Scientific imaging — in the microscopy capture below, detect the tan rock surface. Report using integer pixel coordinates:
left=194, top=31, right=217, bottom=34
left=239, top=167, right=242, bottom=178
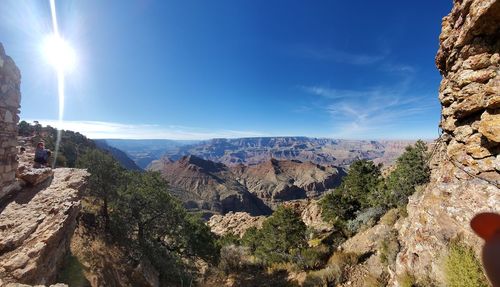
left=208, top=212, right=265, bottom=237
left=393, top=0, right=500, bottom=284
left=0, top=168, right=89, bottom=285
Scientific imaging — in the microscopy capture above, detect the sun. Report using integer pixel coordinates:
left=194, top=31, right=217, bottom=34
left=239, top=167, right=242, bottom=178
left=42, top=34, right=76, bottom=72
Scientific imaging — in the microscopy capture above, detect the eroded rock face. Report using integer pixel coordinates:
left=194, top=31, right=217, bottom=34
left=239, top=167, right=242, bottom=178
left=394, top=0, right=500, bottom=284
left=0, top=43, right=21, bottom=200
left=0, top=168, right=89, bottom=285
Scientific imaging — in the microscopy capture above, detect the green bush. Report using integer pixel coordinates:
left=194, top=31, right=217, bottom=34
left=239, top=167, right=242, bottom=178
left=383, top=140, right=430, bottom=207
left=243, top=206, right=307, bottom=265
left=320, top=160, right=383, bottom=235
left=444, top=239, right=488, bottom=287
left=296, top=244, right=331, bottom=270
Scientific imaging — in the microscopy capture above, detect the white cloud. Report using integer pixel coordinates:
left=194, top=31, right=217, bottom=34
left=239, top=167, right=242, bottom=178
left=23, top=119, right=268, bottom=140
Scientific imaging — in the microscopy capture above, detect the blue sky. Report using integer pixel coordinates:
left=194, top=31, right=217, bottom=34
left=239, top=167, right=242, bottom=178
left=0, top=0, right=452, bottom=139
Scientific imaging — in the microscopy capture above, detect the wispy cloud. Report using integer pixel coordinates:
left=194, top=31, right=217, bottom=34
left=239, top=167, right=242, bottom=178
left=24, top=119, right=268, bottom=140
left=301, top=47, right=387, bottom=65
left=301, top=80, right=436, bottom=139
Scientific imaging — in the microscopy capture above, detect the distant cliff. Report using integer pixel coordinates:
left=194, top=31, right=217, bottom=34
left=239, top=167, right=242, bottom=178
left=159, top=137, right=418, bottom=168
left=149, top=155, right=345, bottom=215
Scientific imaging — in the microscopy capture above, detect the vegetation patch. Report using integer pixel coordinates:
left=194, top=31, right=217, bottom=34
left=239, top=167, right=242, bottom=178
left=444, top=238, right=488, bottom=287
left=379, top=229, right=400, bottom=266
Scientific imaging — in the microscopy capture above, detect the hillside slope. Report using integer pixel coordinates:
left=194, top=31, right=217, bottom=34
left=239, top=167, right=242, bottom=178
left=94, top=140, right=142, bottom=170
left=150, top=156, right=345, bottom=214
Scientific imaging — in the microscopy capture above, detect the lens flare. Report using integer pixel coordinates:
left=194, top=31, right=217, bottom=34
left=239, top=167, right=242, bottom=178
left=46, top=0, right=76, bottom=168
left=42, top=34, right=76, bottom=72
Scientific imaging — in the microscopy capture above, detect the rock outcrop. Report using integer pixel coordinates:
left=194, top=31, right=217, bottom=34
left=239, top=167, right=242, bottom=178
left=208, top=212, right=266, bottom=237
left=0, top=43, right=21, bottom=201
left=208, top=200, right=331, bottom=237
left=394, top=0, right=500, bottom=284
left=0, top=168, right=89, bottom=285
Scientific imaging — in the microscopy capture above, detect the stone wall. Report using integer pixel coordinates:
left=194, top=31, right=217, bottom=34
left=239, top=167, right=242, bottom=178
left=0, top=43, right=21, bottom=196
left=393, top=0, right=499, bottom=284
left=437, top=0, right=500, bottom=182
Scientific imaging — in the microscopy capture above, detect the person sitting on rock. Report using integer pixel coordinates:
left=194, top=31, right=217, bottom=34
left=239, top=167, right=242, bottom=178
left=34, top=141, right=50, bottom=168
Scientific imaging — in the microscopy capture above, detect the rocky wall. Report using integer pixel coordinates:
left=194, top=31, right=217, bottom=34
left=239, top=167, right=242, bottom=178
left=393, top=0, right=499, bottom=284
left=0, top=43, right=21, bottom=195
left=437, top=0, right=500, bottom=181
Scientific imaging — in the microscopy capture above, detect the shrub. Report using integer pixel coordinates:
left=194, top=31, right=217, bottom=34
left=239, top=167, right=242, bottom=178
left=303, top=266, right=340, bottom=287
left=219, top=244, right=249, bottom=274
left=345, top=206, right=386, bottom=235
left=251, top=206, right=307, bottom=264
left=217, top=233, right=241, bottom=247
left=379, top=229, right=400, bottom=266
left=384, top=140, right=430, bottom=207
left=399, top=272, right=417, bottom=287
left=241, top=226, right=260, bottom=254
left=380, top=208, right=399, bottom=226
left=327, top=250, right=359, bottom=268
left=444, top=239, right=488, bottom=287
left=296, top=244, right=331, bottom=270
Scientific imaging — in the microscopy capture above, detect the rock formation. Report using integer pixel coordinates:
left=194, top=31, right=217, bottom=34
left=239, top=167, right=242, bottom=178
left=232, top=159, right=345, bottom=208
left=208, top=200, right=331, bottom=237
left=208, top=212, right=266, bottom=237
left=0, top=43, right=21, bottom=201
left=151, top=155, right=344, bottom=215
left=0, top=168, right=88, bottom=285
left=394, top=0, right=499, bottom=284
left=151, top=155, right=272, bottom=216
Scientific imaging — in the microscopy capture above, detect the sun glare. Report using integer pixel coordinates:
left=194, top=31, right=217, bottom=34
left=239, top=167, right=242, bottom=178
left=42, top=34, right=76, bottom=72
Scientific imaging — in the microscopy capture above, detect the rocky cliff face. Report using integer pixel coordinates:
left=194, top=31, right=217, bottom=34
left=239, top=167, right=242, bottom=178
left=394, top=0, right=499, bottom=284
left=0, top=43, right=21, bottom=201
left=208, top=212, right=266, bottom=237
